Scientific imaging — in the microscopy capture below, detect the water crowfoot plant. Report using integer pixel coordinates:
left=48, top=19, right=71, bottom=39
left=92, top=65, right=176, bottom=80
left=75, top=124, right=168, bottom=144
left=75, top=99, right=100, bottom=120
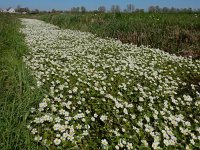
left=21, top=19, right=200, bottom=149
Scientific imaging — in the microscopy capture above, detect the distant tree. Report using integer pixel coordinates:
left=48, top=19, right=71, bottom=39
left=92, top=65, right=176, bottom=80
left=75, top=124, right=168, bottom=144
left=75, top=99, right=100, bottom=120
left=16, top=6, right=30, bottom=13
left=176, top=8, right=180, bottom=12
left=52, top=9, right=56, bottom=13
left=111, top=5, right=115, bottom=12
left=135, top=8, right=144, bottom=13
left=80, top=6, right=86, bottom=13
left=127, top=4, right=135, bottom=12
left=43, top=10, right=48, bottom=13
left=162, top=7, right=169, bottom=13
left=71, top=7, right=80, bottom=12
left=148, top=5, right=161, bottom=12
left=98, top=6, right=106, bottom=12
left=123, top=9, right=128, bottom=12
left=70, top=7, right=75, bottom=12
left=76, top=7, right=80, bottom=12
left=148, top=6, right=156, bottom=12
left=111, top=5, right=120, bottom=13
left=116, top=5, right=120, bottom=12
left=140, top=9, right=145, bottom=13
left=170, top=7, right=177, bottom=13
left=15, top=5, right=21, bottom=12
left=93, top=10, right=99, bottom=13
left=35, top=9, right=39, bottom=13
left=155, top=5, right=161, bottom=12
left=188, top=8, right=193, bottom=13
left=64, top=10, right=70, bottom=13
left=135, top=8, right=139, bottom=13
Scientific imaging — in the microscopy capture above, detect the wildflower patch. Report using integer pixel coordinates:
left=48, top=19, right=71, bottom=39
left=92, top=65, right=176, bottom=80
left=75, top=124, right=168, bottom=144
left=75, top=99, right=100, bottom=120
left=21, top=19, right=200, bottom=149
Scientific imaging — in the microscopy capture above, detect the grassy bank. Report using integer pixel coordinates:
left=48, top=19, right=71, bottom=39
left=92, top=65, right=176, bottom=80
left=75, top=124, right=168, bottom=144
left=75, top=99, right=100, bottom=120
left=40, top=13, right=200, bottom=56
left=0, top=14, right=45, bottom=150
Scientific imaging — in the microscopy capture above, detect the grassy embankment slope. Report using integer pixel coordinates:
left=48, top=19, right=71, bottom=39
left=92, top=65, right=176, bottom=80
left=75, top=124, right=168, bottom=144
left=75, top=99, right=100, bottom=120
left=40, top=13, right=200, bottom=56
left=0, top=14, right=46, bottom=150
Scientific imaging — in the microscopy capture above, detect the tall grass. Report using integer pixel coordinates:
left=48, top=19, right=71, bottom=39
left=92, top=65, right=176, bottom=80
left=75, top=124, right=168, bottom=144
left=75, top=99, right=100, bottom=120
left=0, top=14, right=46, bottom=150
left=40, top=13, right=200, bottom=55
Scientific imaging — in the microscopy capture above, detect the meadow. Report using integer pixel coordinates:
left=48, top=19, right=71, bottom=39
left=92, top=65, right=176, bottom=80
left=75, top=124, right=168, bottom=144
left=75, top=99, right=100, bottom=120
left=40, top=13, right=200, bottom=56
left=0, top=13, right=200, bottom=150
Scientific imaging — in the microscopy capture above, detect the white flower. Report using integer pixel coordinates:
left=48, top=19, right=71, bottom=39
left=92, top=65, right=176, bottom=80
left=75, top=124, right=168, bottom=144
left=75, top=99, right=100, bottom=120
left=185, top=121, right=191, bottom=127
left=54, top=138, right=61, bottom=145
left=137, top=106, right=143, bottom=111
left=100, top=90, right=105, bottom=95
left=190, top=139, right=195, bottom=145
left=91, top=117, right=95, bottom=121
left=122, top=140, right=126, bottom=145
left=139, top=97, right=144, bottom=102
left=56, top=134, right=61, bottom=138
left=164, top=139, right=170, bottom=146
left=127, top=142, right=133, bottom=150
left=83, top=130, right=89, bottom=136
left=59, top=109, right=65, bottom=115
left=34, top=135, right=42, bottom=141
left=141, top=140, right=148, bottom=147
left=82, top=118, right=86, bottom=122
left=31, top=128, right=37, bottom=134
left=51, top=105, right=57, bottom=112
left=27, top=125, right=31, bottom=130
left=101, top=139, right=108, bottom=147
left=55, top=117, right=62, bottom=122
left=100, top=115, right=107, bottom=122
left=123, top=108, right=128, bottom=114
left=118, top=142, right=124, bottom=148
left=72, top=87, right=78, bottom=93
left=39, top=102, right=47, bottom=108
left=86, top=110, right=90, bottom=114
left=115, top=145, right=119, bottom=149
left=80, top=90, right=84, bottom=94
left=53, top=123, right=61, bottom=131
left=186, top=145, right=191, bottom=150
left=68, top=135, right=74, bottom=141
left=62, top=132, right=68, bottom=138
left=152, top=141, right=160, bottom=149
left=130, top=114, right=136, bottom=119
left=59, top=84, right=65, bottom=90
left=76, top=124, right=82, bottom=129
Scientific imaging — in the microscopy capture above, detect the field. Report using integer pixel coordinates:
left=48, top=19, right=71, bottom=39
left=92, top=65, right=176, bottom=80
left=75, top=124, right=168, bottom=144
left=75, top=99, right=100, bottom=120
left=40, top=13, right=200, bottom=56
left=0, top=13, right=200, bottom=150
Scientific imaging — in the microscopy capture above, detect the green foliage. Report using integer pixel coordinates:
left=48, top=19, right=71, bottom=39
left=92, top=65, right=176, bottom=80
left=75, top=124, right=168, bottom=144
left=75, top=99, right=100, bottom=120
left=0, top=14, right=46, bottom=150
left=40, top=13, right=200, bottom=54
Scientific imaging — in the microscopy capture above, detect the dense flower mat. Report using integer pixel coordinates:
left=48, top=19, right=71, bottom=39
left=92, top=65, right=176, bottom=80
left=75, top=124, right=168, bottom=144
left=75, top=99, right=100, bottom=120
left=21, top=19, right=200, bottom=149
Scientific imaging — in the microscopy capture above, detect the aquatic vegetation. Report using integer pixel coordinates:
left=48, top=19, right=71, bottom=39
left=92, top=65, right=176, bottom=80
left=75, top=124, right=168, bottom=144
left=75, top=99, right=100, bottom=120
left=21, top=19, right=200, bottom=149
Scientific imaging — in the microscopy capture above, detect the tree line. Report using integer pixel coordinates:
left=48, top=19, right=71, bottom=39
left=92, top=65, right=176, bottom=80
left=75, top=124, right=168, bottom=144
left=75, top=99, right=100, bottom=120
left=52, top=4, right=200, bottom=13
left=6, top=4, right=200, bottom=14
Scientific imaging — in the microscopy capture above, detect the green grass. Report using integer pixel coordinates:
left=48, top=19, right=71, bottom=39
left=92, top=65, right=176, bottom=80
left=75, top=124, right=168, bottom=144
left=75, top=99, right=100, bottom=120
left=0, top=14, right=46, bottom=150
left=39, top=12, right=200, bottom=55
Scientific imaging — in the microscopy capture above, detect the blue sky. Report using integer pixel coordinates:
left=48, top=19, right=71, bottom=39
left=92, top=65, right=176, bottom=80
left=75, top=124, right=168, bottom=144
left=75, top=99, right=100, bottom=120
left=0, top=0, right=199, bottom=11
